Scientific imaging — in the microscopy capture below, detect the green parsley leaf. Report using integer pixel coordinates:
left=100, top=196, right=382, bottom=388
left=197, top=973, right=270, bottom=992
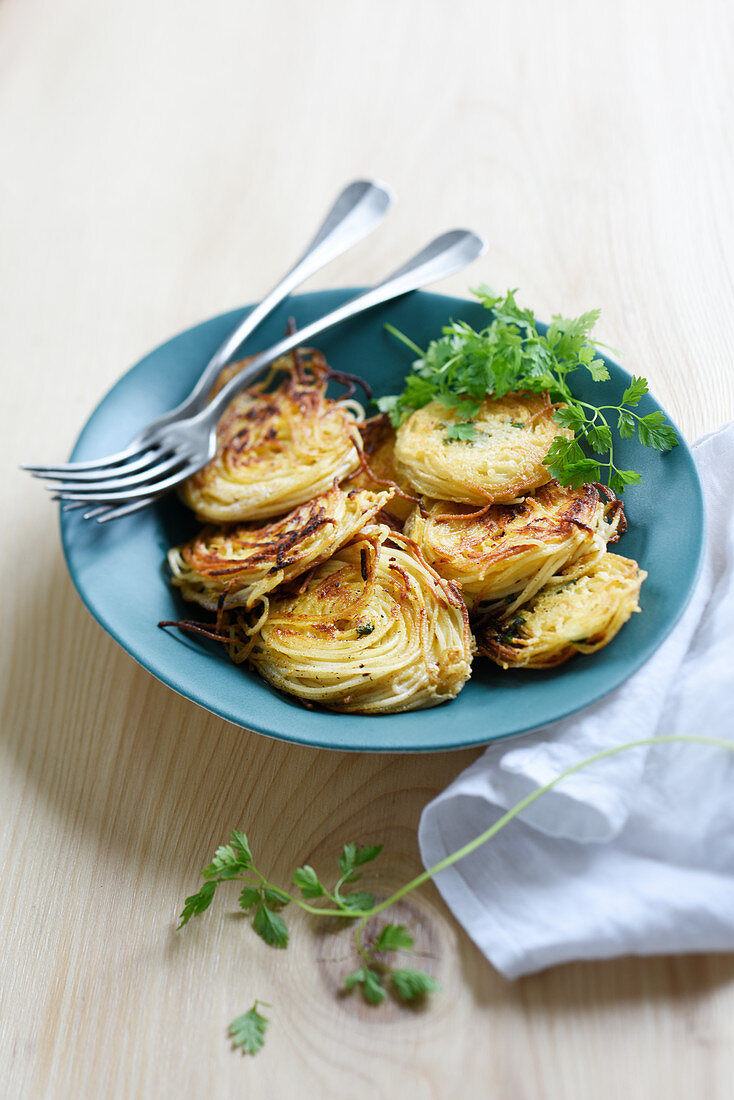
left=445, top=422, right=479, bottom=443
left=202, top=844, right=246, bottom=881
left=391, top=969, right=442, bottom=1002
left=353, top=844, right=383, bottom=868
left=262, top=886, right=290, bottom=910
left=557, top=458, right=602, bottom=489
left=345, top=967, right=385, bottom=1005
left=339, top=890, right=376, bottom=911
left=238, top=886, right=261, bottom=910
left=229, top=1003, right=268, bottom=1055
left=543, top=436, right=586, bottom=481
left=375, top=923, right=415, bottom=952
left=553, top=404, right=586, bottom=432
left=586, top=357, right=610, bottom=382
left=375, top=394, right=400, bottom=419
left=637, top=411, right=679, bottom=452
left=338, top=843, right=357, bottom=876
left=470, top=283, right=502, bottom=310
left=177, top=880, right=217, bottom=928
left=253, top=905, right=289, bottom=948
left=610, top=469, right=643, bottom=493
left=230, top=830, right=253, bottom=866
left=617, top=409, right=636, bottom=438
left=440, top=393, right=483, bottom=420
left=292, top=865, right=326, bottom=898
left=622, top=376, right=648, bottom=406
left=586, top=424, right=613, bottom=454
left=338, top=843, right=383, bottom=876
left=377, top=374, right=436, bottom=425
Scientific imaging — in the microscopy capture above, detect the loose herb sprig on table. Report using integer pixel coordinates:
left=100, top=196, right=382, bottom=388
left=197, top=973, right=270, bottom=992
left=377, top=287, right=678, bottom=493
left=179, top=735, right=732, bottom=1056
left=179, top=832, right=439, bottom=1040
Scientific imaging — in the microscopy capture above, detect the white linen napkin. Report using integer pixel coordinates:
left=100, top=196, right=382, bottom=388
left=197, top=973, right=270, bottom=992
left=418, top=422, right=734, bottom=978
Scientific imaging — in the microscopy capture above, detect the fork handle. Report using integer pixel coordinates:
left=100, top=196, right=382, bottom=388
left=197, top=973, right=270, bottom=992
left=195, top=228, right=487, bottom=429
left=140, top=180, right=393, bottom=437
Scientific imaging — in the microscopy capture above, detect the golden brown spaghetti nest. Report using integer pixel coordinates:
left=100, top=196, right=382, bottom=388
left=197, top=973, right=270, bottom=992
left=393, top=392, right=572, bottom=505
left=344, top=414, right=420, bottom=523
left=242, top=525, right=474, bottom=713
left=405, top=480, right=626, bottom=613
left=179, top=350, right=365, bottom=522
left=167, top=485, right=394, bottom=613
left=477, top=552, right=646, bottom=670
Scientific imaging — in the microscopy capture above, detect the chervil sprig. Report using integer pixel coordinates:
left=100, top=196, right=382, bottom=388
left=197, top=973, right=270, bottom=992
left=178, top=829, right=289, bottom=947
left=180, top=737, right=734, bottom=1055
left=378, top=287, right=678, bottom=493
left=178, top=834, right=438, bottom=1052
left=178, top=835, right=388, bottom=944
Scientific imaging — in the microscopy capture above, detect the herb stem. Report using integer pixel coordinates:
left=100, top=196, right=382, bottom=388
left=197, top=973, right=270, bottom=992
left=198, top=737, right=734, bottom=930
left=352, top=736, right=733, bottom=919
left=354, top=921, right=374, bottom=967
left=256, top=736, right=734, bottom=925
left=383, top=323, right=425, bottom=359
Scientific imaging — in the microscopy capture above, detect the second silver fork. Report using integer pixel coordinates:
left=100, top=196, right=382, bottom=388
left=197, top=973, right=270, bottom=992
left=24, top=178, right=395, bottom=515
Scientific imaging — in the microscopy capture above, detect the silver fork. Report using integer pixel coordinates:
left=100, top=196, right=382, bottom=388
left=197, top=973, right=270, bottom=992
left=23, top=179, right=393, bottom=489
left=51, top=228, right=486, bottom=522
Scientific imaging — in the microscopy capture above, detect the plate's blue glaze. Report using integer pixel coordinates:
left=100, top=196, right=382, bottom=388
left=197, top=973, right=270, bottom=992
left=60, top=290, right=704, bottom=752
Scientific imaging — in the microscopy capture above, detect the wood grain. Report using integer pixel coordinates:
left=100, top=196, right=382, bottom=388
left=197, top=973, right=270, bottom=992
left=2, top=0, right=733, bottom=1096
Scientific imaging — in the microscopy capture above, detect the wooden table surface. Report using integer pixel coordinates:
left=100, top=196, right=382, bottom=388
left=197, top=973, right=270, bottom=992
left=3, top=1, right=734, bottom=1096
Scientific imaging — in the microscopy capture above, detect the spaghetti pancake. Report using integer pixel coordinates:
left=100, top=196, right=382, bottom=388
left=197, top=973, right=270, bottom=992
left=344, top=414, right=419, bottom=523
left=246, top=526, right=474, bottom=713
left=477, top=552, right=646, bottom=669
left=167, top=485, right=393, bottom=612
left=405, top=480, right=625, bottom=612
left=393, top=392, right=572, bottom=505
left=179, top=351, right=364, bottom=522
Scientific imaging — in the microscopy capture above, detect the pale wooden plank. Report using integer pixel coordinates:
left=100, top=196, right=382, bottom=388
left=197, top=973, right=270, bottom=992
left=2, top=0, right=733, bottom=1096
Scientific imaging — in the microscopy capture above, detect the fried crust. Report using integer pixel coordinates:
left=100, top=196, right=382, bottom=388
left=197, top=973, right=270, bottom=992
left=344, top=414, right=420, bottom=523
left=394, top=392, right=572, bottom=505
left=179, top=351, right=364, bottom=522
left=405, top=480, right=625, bottom=612
left=245, top=525, right=474, bottom=713
left=477, top=552, right=646, bottom=669
left=168, top=485, right=393, bottom=612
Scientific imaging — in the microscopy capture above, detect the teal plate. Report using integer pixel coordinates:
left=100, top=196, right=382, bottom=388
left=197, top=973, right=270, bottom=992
left=60, top=290, right=704, bottom=752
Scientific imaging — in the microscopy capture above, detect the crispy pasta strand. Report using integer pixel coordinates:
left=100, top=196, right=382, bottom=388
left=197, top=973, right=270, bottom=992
left=244, top=526, right=474, bottom=713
